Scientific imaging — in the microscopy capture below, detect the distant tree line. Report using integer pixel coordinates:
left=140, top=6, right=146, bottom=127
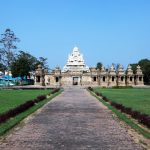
left=0, top=28, right=49, bottom=81
left=96, top=59, right=150, bottom=84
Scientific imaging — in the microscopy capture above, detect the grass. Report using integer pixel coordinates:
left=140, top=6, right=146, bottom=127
left=0, top=89, right=52, bottom=113
left=0, top=89, right=62, bottom=136
left=89, top=90, right=150, bottom=139
left=94, top=88, right=150, bottom=116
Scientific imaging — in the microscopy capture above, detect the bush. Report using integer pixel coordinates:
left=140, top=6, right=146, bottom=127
left=0, top=100, right=35, bottom=124
left=123, top=107, right=132, bottom=115
left=95, top=92, right=100, bottom=96
left=110, top=102, right=123, bottom=110
left=112, top=86, right=133, bottom=89
left=102, top=96, right=110, bottom=102
left=138, top=114, right=150, bottom=128
left=35, top=95, right=46, bottom=103
left=131, top=110, right=141, bottom=119
left=88, top=87, right=93, bottom=91
left=51, top=88, right=60, bottom=94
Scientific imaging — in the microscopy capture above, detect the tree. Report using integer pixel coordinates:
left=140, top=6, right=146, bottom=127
left=0, top=29, right=19, bottom=68
left=10, top=51, right=49, bottom=81
left=96, top=62, right=102, bottom=70
left=38, top=57, right=49, bottom=69
left=138, top=59, right=150, bottom=84
left=0, top=29, right=19, bottom=85
left=18, top=51, right=39, bottom=71
left=11, top=51, right=38, bottom=80
left=130, top=63, right=137, bottom=74
left=0, top=63, right=6, bottom=72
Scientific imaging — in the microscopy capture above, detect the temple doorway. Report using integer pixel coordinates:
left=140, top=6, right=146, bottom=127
left=73, top=77, right=79, bottom=85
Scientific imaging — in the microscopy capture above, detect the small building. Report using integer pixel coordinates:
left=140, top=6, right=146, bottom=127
left=35, top=47, right=144, bottom=87
left=117, top=64, right=126, bottom=86
left=35, top=64, right=45, bottom=86
left=126, top=64, right=135, bottom=86
left=135, top=65, right=144, bottom=86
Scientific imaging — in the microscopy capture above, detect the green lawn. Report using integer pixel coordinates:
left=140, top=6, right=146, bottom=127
left=94, top=88, right=150, bottom=116
left=0, top=89, right=51, bottom=114
left=0, top=90, right=61, bottom=136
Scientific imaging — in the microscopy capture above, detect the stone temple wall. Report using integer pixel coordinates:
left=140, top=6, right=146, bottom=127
left=35, top=64, right=144, bottom=87
left=34, top=47, right=144, bottom=87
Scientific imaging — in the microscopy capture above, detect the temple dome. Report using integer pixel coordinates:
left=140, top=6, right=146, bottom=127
left=62, top=47, right=89, bottom=72
left=73, top=46, right=79, bottom=52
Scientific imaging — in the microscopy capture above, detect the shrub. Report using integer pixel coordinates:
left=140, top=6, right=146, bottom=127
left=95, top=92, right=100, bottom=96
left=110, top=102, right=123, bottom=110
left=102, top=96, right=110, bottom=102
left=102, top=96, right=106, bottom=100
left=123, top=107, right=132, bottom=115
left=36, top=95, right=46, bottom=102
left=0, top=100, right=35, bottom=124
left=131, top=110, right=141, bottom=119
left=138, top=114, right=150, bottom=128
left=51, top=88, right=60, bottom=94
left=88, top=87, right=93, bottom=91
left=112, top=86, right=133, bottom=89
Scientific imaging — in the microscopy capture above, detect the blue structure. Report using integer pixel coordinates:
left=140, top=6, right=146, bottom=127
left=0, top=73, right=21, bottom=87
left=0, top=73, right=34, bottom=87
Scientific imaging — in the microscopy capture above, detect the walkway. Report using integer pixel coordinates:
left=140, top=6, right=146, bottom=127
left=0, top=87, right=143, bottom=150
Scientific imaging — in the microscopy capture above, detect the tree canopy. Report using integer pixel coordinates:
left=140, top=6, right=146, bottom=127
left=11, top=51, right=48, bottom=79
left=11, top=51, right=35, bottom=79
left=96, top=62, right=102, bottom=70
left=138, top=59, right=150, bottom=84
left=0, top=28, right=19, bottom=69
left=0, top=29, right=49, bottom=79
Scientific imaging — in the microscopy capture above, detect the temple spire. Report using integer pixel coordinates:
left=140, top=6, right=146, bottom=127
left=62, top=47, right=89, bottom=72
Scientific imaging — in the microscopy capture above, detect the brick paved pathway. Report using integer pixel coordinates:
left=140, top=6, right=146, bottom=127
left=0, top=87, right=143, bottom=150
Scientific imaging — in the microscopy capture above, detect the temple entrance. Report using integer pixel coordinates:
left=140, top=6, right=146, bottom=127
left=73, top=77, right=79, bottom=85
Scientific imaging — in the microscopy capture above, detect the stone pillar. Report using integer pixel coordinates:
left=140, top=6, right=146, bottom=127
left=126, top=64, right=134, bottom=86
left=99, top=65, right=108, bottom=87
left=54, top=67, right=61, bottom=87
left=35, top=65, right=45, bottom=86
left=117, top=64, right=126, bottom=86
left=135, top=65, right=144, bottom=86
left=108, top=65, right=117, bottom=87
left=90, top=67, right=99, bottom=86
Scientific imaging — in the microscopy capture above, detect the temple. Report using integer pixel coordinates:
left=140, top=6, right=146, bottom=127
left=35, top=46, right=144, bottom=87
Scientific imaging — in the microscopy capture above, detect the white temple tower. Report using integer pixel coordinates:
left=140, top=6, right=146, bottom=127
left=62, top=47, right=89, bottom=72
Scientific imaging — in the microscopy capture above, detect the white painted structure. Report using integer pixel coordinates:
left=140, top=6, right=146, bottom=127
left=63, top=47, right=89, bottom=72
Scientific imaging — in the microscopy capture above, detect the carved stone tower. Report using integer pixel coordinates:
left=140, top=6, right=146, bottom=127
left=35, top=64, right=45, bottom=86
left=126, top=65, right=134, bottom=86
left=100, top=65, right=108, bottom=86
left=117, top=64, right=125, bottom=86
left=108, top=64, right=117, bottom=86
left=135, top=65, right=144, bottom=85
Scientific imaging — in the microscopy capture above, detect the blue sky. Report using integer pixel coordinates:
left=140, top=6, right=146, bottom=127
left=0, top=0, right=150, bottom=69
